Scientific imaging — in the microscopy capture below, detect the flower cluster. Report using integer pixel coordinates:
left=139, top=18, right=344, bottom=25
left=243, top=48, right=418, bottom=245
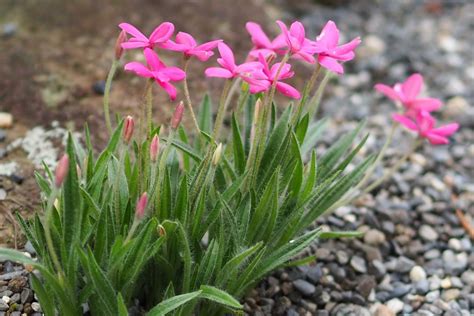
left=376, top=74, right=459, bottom=145
left=119, top=20, right=360, bottom=101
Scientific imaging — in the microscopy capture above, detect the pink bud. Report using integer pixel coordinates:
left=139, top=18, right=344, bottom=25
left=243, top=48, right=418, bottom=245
left=171, top=101, right=185, bottom=130
left=123, top=116, right=134, bottom=143
left=115, top=30, right=127, bottom=60
left=55, top=154, right=69, bottom=187
left=150, top=135, right=160, bottom=162
left=135, top=192, right=148, bottom=219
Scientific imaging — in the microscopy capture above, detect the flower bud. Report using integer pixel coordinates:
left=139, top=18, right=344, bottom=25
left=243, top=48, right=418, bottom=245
left=123, top=116, right=134, bottom=143
left=135, top=192, right=148, bottom=219
left=150, top=135, right=160, bottom=162
left=212, top=143, right=223, bottom=166
left=115, top=30, right=127, bottom=60
left=54, top=154, right=69, bottom=187
left=158, top=225, right=166, bottom=237
left=171, top=101, right=185, bottom=130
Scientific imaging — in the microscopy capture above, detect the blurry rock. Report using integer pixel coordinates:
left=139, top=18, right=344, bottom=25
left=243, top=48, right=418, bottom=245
left=2, top=23, right=17, bottom=38
left=92, top=80, right=106, bottom=95
left=0, top=129, right=6, bottom=142
left=0, top=113, right=13, bottom=129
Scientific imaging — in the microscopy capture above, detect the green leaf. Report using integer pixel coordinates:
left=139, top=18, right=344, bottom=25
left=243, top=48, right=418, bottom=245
left=320, top=231, right=363, bottom=239
left=63, top=133, right=83, bottom=251
left=284, top=255, right=316, bottom=268
left=317, top=120, right=365, bottom=181
left=199, top=285, right=242, bottom=310
left=147, top=291, right=202, bottom=316
left=301, top=118, right=328, bottom=157
left=77, top=247, right=117, bottom=315
left=231, top=113, right=246, bottom=175
left=117, top=294, right=128, bottom=316
left=198, top=94, right=213, bottom=134
left=30, top=273, right=55, bottom=316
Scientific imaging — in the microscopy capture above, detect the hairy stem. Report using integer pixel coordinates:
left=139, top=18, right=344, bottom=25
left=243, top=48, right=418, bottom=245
left=212, top=79, right=233, bottom=141
left=145, top=79, right=154, bottom=138
left=308, top=70, right=331, bottom=118
left=103, top=59, right=119, bottom=135
left=183, top=59, right=201, bottom=134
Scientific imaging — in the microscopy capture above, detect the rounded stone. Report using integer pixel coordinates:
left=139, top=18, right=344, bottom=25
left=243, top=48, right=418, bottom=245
left=410, top=266, right=427, bottom=282
left=386, top=298, right=404, bottom=314
left=419, top=225, right=439, bottom=241
left=364, top=229, right=386, bottom=246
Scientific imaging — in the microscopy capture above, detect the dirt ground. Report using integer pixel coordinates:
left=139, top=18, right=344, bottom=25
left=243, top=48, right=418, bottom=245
left=0, top=0, right=281, bottom=247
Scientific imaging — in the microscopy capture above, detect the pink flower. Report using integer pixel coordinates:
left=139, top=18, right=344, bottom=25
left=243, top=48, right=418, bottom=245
left=393, top=111, right=459, bottom=145
left=123, top=115, right=135, bottom=143
left=118, top=22, right=174, bottom=50
left=375, top=73, right=442, bottom=116
left=246, top=22, right=287, bottom=58
left=314, top=21, right=361, bottom=74
left=205, top=43, right=263, bottom=80
left=171, top=101, right=185, bottom=129
left=246, top=54, right=300, bottom=99
left=276, top=20, right=321, bottom=64
left=124, top=48, right=185, bottom=100
left=161, top=32, right=222, bottom=61
left=135, top=192, right=148, bottom=219
left=54, top=154, right=69, bottom=187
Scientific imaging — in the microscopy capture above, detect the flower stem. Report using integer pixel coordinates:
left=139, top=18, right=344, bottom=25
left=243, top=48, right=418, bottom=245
left=362, top=138, right=422, bottom=194
left=103, top=59, right=119, bottom=135
left=183, top=59, right=201, bottom=134
left=145, top=79, right=154, bottom=138
left=212, top=79, right=233, bottom=141
left=307, top=70, right=331, bottom=118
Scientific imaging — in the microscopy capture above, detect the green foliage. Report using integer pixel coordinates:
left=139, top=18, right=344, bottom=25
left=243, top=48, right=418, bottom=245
left=0, top=81, right=376, bottom=315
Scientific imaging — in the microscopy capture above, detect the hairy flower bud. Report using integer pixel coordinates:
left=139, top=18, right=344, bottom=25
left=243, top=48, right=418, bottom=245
left=135, top=192, right=148, bottom=219
left=171, top=101, right=185, bottom=130
left=212, top=143, right=223, bottom=166
left=150, top=135, right=160, bottom=162
left=115, top=30, right=127, bottom=60
left=54, top=154, right=69, bottom=187
left=123, top=116, right=134, bottom=143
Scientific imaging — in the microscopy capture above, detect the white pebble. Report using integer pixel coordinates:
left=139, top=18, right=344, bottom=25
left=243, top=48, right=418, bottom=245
left=386, top=298, right=404, bottom=314
left=448, top=238, right=462, bottom=251
left=2, top=296, right=10, bottom=304
left=410, top=266, right=427, bottom=282
left=0, top=112, right=13, bottom=128
left=31, top=302, right=42, bottom=312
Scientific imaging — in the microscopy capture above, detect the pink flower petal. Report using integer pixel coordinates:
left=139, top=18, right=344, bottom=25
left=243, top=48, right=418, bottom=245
left=402, top=73, right=423, bottom=100
left=144, top=48, right=164, bottom=71
left=246, top=22, right=272, bottom=48
left=425, top=133, right=449, bottom=145
left=248, top=48, right=277, bottom=59
left=160, top=40, right=188, bottom=52
left=157, top=80, right=177, bottom=100
left=118, top=23, right=148, bottom=41
left=270, top=63, right=292, bottom=80
left=217, top=43, right=236, bottom=69
left=276, top=20, right=291, bottom=48
left=190, top=50, right=214, bottom=61
left=205, top=67, right=234, bottom=78
left=317, top=20, right=339, bottom=49
left=124, top=62, right=153, bottom=78
left=430, top=123, right=459, bottom=136
left=289, top=21, right=305, bottom=45
left=392, top=113, right=417, bottom=131
left=196, top=39, right=222, bottom=51
left=374, top=84, right=401, bottom=102
left=149, top=22, right=174, bottom=43
left=161, top=66, right=186, bottom=81
left=409, top=98, right=442, bottom=112
left=334, top=37, right=361, bottom=55
left=235, top=62, right=263, bottom=75
left=318, top=56, right=343, bottom=74
left=121, top=41, right=149, bottom=49
left=416, top=111, right=435, bottom=132
left=276, top=82, right=301, bottom=99
left=175, top=32, right=196, bottom=47
left=293, top=51, right=316, bottom=64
